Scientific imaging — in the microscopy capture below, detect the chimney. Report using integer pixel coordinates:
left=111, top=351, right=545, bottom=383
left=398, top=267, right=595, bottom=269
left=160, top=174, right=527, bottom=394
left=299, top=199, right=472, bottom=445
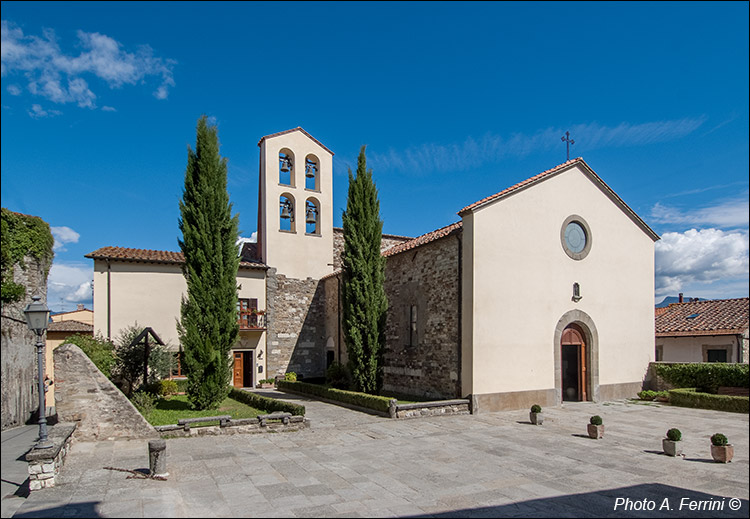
left=678, top=293, right=683, bottom=303
left=77, top=304, right=85, bottom=311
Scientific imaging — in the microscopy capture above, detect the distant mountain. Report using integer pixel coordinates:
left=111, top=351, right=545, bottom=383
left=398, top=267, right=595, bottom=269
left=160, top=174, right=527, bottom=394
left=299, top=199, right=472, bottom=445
left=656, top=296, right=706, bottom=308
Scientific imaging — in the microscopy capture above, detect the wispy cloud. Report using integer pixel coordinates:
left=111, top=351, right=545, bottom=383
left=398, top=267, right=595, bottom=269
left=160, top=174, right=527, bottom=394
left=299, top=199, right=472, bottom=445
left=51, top=225, right=80, bottom=251
left=28, top=103, right=61, bottom=118
left=650, top=197, right=749, bottom=229
left=655, top=228, right=749, bottom=297
left=660, top=181, right=749, bottom=200
left=1, top=20, right=176, bottom=112
left=368, top=117, right=706, bottom=175
left=6, top=83, right=21, bottom=95
left=101, top=105, right=116, bottom=112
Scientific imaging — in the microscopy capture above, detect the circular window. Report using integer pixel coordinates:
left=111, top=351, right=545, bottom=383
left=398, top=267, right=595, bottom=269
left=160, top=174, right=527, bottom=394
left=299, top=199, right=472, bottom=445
left=561, top=215, right=592, bottom=260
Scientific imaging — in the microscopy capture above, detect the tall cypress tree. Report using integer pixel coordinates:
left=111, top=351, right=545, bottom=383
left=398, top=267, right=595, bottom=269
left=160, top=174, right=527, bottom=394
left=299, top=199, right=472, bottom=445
left=341, top=146, right=388, bottom=394
left=178, top=115, right=240, bottom=410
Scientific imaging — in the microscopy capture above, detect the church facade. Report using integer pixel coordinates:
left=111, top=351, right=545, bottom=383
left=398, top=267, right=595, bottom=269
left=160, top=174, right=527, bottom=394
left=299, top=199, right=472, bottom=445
left=87, top=127, right=659, bottom=412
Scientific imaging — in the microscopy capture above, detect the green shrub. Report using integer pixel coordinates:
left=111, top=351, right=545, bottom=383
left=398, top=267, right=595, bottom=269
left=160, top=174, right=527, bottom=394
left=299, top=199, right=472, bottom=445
left=530, top=404, right=542, bottom=413
left=638, top=390, right=657, bottom=401
left=277, top=380, right=394, bottom=414
left=668, top=388, right=749, bottom=414
left=326, top=361, right=350, bottom=390
left=654, top=363, right=749, bottom=392
left=64, top=334, right=116, bottom=379
left=590, top=415, right=603, bottom=426
left=159, top=379, right=178, bottom=397
left=258, top=378, right=275, bottom=384
left=666, top=428, right=682, bottom=441
left=131, top=391, right=157, bottom=415
left=284, top=372, right=297, bottom=382
left=174, top=378, right=188, bottom=392
left=711, top=433, right=728, bottom=446
left=655, top=391, right=670, bottom=401
left=228, top=388, right=305, bottom=416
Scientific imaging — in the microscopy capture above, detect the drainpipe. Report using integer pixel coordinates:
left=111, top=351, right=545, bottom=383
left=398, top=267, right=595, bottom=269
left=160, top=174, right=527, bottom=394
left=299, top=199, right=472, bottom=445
left=337, top=274, right=342, bottom=363
left=106, top=259, right=112, bottom=341
left=738, top=334, right=745, bottom=364
left=456, top=233, right=462, bottom=399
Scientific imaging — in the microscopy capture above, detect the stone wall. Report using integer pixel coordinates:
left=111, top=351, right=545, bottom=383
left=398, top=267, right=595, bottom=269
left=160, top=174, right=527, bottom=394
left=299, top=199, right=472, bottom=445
left=26, top=422, right=76, bottom=490
left=1, top=255, right=50, bottom=431
left=323, top=275, right=345, bottom=366
left=391, top=399, right=471, bottom=419
left=382, top=233, right=462, bottom=399
left=331, top=228, right=412, bottom=271
left=53, top=343, right=158, bottom=441
left=266, top=268, right=327, bottom=378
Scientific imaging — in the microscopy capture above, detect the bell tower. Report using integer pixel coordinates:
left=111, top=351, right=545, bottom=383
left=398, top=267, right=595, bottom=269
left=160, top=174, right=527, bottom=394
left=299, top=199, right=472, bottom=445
left=257, top=128, right=334, bottom=280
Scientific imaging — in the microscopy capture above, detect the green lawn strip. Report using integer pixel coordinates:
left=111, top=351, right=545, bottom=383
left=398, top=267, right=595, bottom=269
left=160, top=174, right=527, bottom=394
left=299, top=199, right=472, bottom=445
left=146, top=394, right=264, bottom=427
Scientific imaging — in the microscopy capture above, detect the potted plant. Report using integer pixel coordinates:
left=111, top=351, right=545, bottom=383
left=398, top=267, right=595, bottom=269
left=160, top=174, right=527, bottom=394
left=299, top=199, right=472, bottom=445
left=662, top=428, right=682, bottom=457
left=710, top=433, right=734, bottom=463
left=258, top=378, right=275, bottom=389
left=587, top=415, right=604, bottom=439
left=529, top=404, right=543, bottom=425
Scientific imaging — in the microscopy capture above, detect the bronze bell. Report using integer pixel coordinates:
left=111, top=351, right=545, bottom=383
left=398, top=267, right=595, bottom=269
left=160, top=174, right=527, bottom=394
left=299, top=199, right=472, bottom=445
left=280, top=156, right=291, bottom=173
left=305, top=162, right=316, bottom=178
left=280, top=203, right=291, bottom=220
left=306, top=207, right=317, bottom=224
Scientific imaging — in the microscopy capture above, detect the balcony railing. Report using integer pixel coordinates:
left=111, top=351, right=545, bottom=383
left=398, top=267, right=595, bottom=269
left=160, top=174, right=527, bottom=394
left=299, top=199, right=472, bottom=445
left=239, top=309, right=266, bottom=331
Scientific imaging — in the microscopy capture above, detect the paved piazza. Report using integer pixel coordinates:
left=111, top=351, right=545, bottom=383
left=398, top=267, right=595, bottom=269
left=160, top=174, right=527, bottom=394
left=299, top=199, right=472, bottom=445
left=11, top=396, right=749, bottom=518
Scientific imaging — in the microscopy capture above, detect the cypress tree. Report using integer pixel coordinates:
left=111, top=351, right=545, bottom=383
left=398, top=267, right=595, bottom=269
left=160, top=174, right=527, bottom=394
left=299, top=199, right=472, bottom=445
left=178, top=116, right=240, bottom=410
left=341, top=146, right=388, bottom=394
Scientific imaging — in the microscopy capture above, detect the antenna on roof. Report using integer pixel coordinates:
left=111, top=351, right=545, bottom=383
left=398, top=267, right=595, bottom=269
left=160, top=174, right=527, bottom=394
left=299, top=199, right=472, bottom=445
left=561, top=131, right=575, bottom=161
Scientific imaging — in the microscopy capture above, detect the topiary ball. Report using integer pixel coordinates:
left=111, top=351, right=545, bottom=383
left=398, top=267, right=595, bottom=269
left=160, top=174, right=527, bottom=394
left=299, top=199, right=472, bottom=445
left=530, top=404, right=542, bottom=414
left=590, top=415, right=603, bottom=426
left=666, top=428, right=682, bottom=441
left=711, top=433, right=728, bottom=446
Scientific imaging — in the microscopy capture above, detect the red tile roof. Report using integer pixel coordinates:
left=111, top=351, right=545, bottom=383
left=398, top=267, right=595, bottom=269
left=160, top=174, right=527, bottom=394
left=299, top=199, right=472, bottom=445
left=382, top=221, right=463, bottom=258
left=85, top=247, right=267, bottom=270
left=655, top=298, right=749, bottom=337
left=257, top=127, right=334, bottom=155
left=457, top=157, right=659, bottom=241
left=48, top=320, right=94, bottom=333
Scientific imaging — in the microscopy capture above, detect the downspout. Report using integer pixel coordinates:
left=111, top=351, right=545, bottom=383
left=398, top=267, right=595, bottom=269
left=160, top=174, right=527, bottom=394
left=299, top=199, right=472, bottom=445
left=456, top=233, right=462, bottom=399
left=738, top=334, right=745, bottom=364
left=337, top=274, right=342, bottom=363
left=106, top=259, right=112, bottom=341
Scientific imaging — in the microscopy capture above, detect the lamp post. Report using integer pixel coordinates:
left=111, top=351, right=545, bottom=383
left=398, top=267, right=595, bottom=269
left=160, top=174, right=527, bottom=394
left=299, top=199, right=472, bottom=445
left=23, top=295, right=53, bottom=449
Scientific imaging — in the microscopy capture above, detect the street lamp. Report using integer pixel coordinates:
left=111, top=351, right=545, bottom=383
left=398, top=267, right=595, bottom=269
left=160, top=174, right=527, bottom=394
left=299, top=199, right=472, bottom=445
left=23, top=295, right=53, bottom=449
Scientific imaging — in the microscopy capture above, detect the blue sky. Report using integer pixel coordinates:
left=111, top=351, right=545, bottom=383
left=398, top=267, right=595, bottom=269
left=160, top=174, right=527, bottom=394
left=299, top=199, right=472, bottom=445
left=2, top=1, right=748, bottom=312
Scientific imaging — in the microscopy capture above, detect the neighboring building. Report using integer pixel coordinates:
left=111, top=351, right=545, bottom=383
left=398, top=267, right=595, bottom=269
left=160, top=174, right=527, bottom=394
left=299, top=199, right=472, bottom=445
left=86, top=128, right=659, bottom=411
left=655, top=298, right=749, bottom=363
left=50, top=304, right=94, bottom=325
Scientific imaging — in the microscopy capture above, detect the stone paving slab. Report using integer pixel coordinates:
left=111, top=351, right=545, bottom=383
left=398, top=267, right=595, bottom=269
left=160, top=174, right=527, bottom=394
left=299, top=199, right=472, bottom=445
left=10, top=399, right=750, bottom=518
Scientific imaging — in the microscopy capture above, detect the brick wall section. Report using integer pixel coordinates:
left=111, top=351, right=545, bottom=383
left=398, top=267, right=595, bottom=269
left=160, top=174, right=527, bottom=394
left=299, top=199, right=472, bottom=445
left=53, top=343, right=158, bottom=441
left=266, top=268, right=327, bottom=378
left=1, top=255, right=50, bottom=431
left=332, top=228, right=411, bottom=271
left=383, top=233, right=462, bottom=399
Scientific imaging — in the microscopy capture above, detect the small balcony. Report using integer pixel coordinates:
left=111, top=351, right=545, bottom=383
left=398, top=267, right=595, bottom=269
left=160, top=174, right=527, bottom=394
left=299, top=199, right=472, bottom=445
left=239, top=309, right=266, bottom=331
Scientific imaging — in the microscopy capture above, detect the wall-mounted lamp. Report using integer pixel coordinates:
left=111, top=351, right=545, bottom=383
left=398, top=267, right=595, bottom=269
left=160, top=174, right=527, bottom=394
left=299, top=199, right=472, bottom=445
left=572, top=282, right=582, bottom=302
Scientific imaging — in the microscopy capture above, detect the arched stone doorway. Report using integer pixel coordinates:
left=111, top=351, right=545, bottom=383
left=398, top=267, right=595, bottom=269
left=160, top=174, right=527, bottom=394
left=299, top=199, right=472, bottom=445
left=554, top=310, right=599, bottom=403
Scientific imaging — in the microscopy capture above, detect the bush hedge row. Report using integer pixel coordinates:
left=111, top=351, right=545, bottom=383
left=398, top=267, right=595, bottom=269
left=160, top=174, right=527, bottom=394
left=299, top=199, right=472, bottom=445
left=277, top=381, right=395, bottom=414
left=229, top=387, right=305, bottom=416
left=668, top=388, right=749, bottom=414
left=654, top=363, right=749, bottom=391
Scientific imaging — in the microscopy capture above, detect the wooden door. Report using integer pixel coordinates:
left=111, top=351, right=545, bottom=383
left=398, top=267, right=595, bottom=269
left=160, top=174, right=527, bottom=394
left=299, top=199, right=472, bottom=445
left=233, top=352, right=243, bottom=388
left=561, top=325, right=587, bottom=401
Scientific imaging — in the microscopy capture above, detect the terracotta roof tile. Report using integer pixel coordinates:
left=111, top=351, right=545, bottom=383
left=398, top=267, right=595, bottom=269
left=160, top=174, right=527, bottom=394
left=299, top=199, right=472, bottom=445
left=257, top=127, right=334, bottom=155
left=382, top=221, right=463, bottom=258
left=47, top=320, right=94, bottom=333
left=655, top=298, right=749, bottom=337
left=85, top=246, right=267, bottom=270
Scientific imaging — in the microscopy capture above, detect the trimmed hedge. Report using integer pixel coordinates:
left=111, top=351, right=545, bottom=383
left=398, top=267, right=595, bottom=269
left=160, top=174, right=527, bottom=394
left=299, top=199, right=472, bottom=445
left=654, top=363, right=749, bottom=392
left=229, top=387, right=305, bottom=416
left=668, top=388, right=749, bottom=414
left=277, top=380, right=394, bottom=414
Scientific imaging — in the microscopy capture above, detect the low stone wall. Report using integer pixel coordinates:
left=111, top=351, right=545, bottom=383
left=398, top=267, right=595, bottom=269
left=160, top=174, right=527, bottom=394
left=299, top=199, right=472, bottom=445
left=154, top=415, right=308, bottom=438
left=54, top=343, right=158, bottom=441
left=390, top=399, right=471, bottom=419
left=26, top=422, right=76, bottom=491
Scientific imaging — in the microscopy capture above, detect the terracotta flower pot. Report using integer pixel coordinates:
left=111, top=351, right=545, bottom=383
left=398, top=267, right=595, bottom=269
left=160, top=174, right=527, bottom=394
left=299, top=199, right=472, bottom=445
left=587, top=424, right=604, bottom=439
left=662, top=438, right=682, bottom=457
left=710, top=444, right=734, bottom=463
left=529, top=412, right=543, bottom=425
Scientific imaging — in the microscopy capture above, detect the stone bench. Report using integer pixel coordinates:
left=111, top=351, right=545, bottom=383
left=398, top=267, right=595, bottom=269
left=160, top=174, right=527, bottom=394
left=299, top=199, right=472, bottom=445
left=177, top=415, right=231, bottom=431
left=26, top=423, right=77, bottom=491
left=257, top=412, right=293, bottom=426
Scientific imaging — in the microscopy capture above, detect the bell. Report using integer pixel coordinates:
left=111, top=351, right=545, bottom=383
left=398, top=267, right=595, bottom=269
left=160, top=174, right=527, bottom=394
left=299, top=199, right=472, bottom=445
left=280, top=157, right=291, bottom=173
left=305, top=163, right=316, bottom=178
left=306, top=209, right=317, bottom=225
left=280, top=204, right=291, bottom=220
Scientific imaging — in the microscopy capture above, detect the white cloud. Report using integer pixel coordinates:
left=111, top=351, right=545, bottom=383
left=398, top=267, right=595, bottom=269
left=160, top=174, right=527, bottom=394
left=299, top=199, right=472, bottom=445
left=47, top=261, right=93, bottom=312
left=655, top=228, right=749, bottom=297
left=368, top=117, right=706, bottom=174
left=50, top=225, right=80, bottom=252
left=101, top=105, right=116, bottom=112
left=1, top=20, right=176, bottom=112
left=6, top=83, right=21, bottom=95
left=28, top=103, right=61, bottom=118
left=650, top=198, right=749, bottom=229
